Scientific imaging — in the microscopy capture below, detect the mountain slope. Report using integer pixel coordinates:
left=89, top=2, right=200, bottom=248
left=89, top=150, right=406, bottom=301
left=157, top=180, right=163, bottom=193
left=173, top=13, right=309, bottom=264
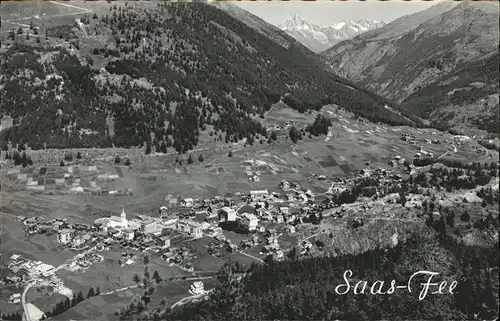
left=322, top=0, right=499, bottom=133
left=281, top=14, right=385, bottom=53
left=400, top=51, right=499, bottom=133
left=211, top=1, right=295, bottom=50
left=0, top=1, right=410, bottom=152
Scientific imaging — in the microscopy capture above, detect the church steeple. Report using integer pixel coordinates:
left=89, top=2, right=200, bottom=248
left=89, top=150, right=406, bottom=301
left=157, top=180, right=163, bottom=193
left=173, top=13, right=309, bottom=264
left=121, top=206, right=128, bottom=229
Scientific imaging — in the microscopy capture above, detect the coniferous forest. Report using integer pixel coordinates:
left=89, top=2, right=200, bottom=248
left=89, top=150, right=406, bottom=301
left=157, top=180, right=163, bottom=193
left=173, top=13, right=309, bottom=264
left=0, top=2, right=418, bottom=153
left=161, top=232, right=498, bottom=321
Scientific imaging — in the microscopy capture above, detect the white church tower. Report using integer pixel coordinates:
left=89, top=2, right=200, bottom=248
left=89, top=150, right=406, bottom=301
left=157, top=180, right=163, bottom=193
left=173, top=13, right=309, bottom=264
left=121, top=206, right=128, bottom=229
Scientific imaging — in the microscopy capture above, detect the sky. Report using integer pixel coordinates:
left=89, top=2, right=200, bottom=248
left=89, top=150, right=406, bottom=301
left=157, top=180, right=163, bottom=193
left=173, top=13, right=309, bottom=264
left=234, top=0, right=444, bottom=26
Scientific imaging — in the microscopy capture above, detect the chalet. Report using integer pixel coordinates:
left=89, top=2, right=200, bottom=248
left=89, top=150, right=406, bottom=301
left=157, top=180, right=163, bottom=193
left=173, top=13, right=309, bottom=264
left=10, top=265, right=29, bottom=282
left=239, top=213, right=259, bottom=231
left=279, top=207, right=289, bottom=215
left=9, top=254, right=24, bottom=266
left=53, top=221, right=65, bottom=231
left=26, top=224, right=38, bottom=234
left=219, top=207, right=237, bottom=222
left=176, top=220, right=203, bottom=239
left=181, top=198, right=194, bottom=208
left=189, top=281, right=205, bottom=295
left=58, top=228, right=75, bottom=244
left=160, top=236, right=171, bottom=248
left=159, top=206, right=169, bottom=218
left=9, top=293, right=21, bottom=304
left=249, top=189, right=269, bottom=201
left=122, top=228, right=135, bottom=241
left=285, top=225, right=296, bottom=234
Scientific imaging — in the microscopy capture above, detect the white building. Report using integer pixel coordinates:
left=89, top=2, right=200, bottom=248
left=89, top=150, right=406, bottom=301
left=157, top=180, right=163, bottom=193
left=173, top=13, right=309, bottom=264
left=9, top=293, right=21, bottom=304
left=240, top=213, right=259, bottom=231
left=189, top=281, right=205, bottom=295
left=141, top=219, right=162, bottom=235
left=159, top=206, right=168, bottom=217
left=219, top=207, right=237, bottom=222
left=108, top=207, right=129, bottom=229
left=176, top=220, right=203, bottom=239
left=58, top=228, right=74, bottom=244
left=249, top=189, right=269, bottom=201
left=181, top=198, right=194, bottom=208
left=122, top=228, right=135, bottom=241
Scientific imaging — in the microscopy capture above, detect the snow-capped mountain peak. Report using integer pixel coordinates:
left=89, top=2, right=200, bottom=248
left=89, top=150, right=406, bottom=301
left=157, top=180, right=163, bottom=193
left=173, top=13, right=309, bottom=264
left=281, top=16, right=386, bottom=53
left=283, top=14, right=316, bottom=31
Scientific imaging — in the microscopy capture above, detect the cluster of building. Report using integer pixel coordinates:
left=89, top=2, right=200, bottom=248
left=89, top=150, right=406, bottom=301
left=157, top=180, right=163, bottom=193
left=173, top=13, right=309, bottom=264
left=4, top=255, right=65, bottom=292
left=162, top=247, right=197, bottom=271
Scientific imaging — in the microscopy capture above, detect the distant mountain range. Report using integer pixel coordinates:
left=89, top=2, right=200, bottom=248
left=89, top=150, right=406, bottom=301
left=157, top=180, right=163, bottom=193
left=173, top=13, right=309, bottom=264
left=322, top=0, right=500, bottom=134
left=280, top=14, right=386, bottom=53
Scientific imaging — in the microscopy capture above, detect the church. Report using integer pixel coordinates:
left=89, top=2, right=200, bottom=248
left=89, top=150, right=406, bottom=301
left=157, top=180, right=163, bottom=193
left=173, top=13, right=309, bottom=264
left=95, top=207, right=129, bottom=231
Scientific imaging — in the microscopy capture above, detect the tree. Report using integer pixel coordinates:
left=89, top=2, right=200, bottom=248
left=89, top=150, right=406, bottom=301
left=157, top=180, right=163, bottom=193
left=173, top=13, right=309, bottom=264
left=228, top=151, right=233, bottom=158
left=187, top=154, right=194, bottom=165
left=198, top=154, right=204, bottom=162
left=270, top=131, right=278, bottom=141
left=115, top=155, right=121, bottom=164
left=124, top=158, right=131, bottom=166
left=60, top=160, right=65, bottom=167
left=95, top=287, right=100, bottom=295
left=153, top=270, right=162, bottom=283
left=144, top=266, right=150, bottom=280
left=289, top=126, right=301, bottom=143
left=145, top=144, right=151, bottom=155
left=87, top=287, right=95, bottom=298
left=133, top=274, right=142, bottom=286
left=160, top=297, right=167, bottom=308
left=143, top=254, right=150, bottom=266
left=17, top=26, right=23, bottom=34
left=446, top=211, right=455, bottom=227
left=460, top=211, right=470, bottom=222
left=76, top=151, right=82, bottom=159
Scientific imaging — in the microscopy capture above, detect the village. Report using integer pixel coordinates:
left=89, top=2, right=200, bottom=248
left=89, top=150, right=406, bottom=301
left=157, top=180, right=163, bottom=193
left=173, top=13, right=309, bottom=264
left=2, top=156, right=424, bottom=302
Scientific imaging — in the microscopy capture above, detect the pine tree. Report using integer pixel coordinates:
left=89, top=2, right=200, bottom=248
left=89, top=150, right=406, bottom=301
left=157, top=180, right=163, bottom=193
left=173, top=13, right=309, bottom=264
left=187, top=154, right=194, bottom=165
left=198, top=154, right=204, bottom=162
left=133, top=274, right=142, bottom=286
left=87, top=287, right=95, bottom=298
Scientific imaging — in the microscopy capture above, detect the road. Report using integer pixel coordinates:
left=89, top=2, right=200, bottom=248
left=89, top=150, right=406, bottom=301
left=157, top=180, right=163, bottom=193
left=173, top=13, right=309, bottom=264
left=170, top=289, right=214, bottom=309
left=437, top=144, right=457, bottom=160
left=236, top=250, right=266, bottom=264
left=21, top=282, right=37, bottom=321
